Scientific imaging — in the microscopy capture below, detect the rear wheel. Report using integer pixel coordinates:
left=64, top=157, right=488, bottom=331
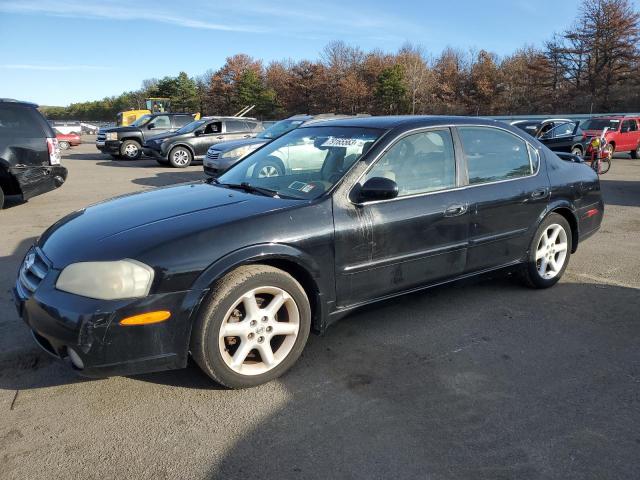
left=58, top=141, right=70, bottom=150
left=571, top=146, right=583, bottom=157
left=120, top=140, right=142, bottom=160
left=521, top=213, right=572, bottom=289
left=604, top=143, right=615, bottom=158
left=190, top=265, right=311, bottom=389
left=599, top=156, right=611, bottom=174
left=169, top=146, right=192, bottom=168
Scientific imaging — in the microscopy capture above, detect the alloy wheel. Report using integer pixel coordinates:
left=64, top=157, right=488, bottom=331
left=535, top=224, right=568, bottom=280
left=258, top=165, right=280, bottom=178
left=218, top=286, right=300, bottom=375
left=124, top=143, right=139, bottom=158
left=173, top=149, right=190, bottom=166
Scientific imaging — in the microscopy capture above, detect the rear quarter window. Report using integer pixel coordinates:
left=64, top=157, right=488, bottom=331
left=0, top=105, right=49, bottom=138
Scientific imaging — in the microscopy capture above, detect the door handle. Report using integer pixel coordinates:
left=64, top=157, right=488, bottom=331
left=216, top=136, right=224, bottom=140
left=530, top=188, right=548, bottom=199
left=243, top=135, right=251, bottom=138
left=443, top=203, right=468, bottom=217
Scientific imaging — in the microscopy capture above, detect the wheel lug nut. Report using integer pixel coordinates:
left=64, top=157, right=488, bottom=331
left=258, top=336, right=264, bottom=343
left=250, top=320, right=257, bottom=327
left=262, top=316, right=268, bottom=323
left=266, top=326, right=273, bottom=333
left=248, top=333, right=255, bottom=339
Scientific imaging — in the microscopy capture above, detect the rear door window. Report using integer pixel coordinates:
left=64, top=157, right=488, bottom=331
left=172, top=115, right=192, bottom=127
left=225, top=120, right=250, bottom=133
left=0, top=105, right=47, bottom=138
left=458, top=127, right=534, bottom=184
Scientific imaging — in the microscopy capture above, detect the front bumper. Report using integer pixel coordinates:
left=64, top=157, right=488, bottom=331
left=96, top=140, right=121, bottom=155
left=142, top=146, right=166, bottom=159
left=203, top=153, right=238, bottom=177
left=13, top=251, right=199, bottom=377
left=10, top=165, right=67, bottom=200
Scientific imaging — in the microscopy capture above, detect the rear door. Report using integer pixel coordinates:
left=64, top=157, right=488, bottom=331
left=190, top=120, right=223, bottom=157
left=619, top=119, right=638, bottom=151
left=333, top=128, right=469, bottom=306
left=456, top=126, right=549, bottom=272
left=224, top=120, right=254, bottom=142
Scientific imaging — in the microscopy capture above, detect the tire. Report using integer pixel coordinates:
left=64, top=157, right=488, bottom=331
left=571, top=146, right=583, bottom=157
left=604, top=143, right=615, bottom=158
left=0, top=186, right=4, bottom=210
left=120, top=140, right=142, bottom=160
left=252, top=156, right=284, bottom=179
left=521, top=213, right=572, bottom=289
left=599, top=156, right=611, bottom=174
left=190, top=265, right=311, bottom=389
left=631, top=144, right=640, bottom=159
left=168, top=146, right=192, bottom=168
left=59, top=141, right=70, bottom=150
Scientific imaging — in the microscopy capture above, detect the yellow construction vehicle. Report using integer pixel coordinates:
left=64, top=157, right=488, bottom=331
left=116, top=98, right=176, bottom=126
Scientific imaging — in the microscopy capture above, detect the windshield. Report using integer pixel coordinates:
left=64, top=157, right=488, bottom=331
left=176, top=119, right=207, bottom=134
left=217, top=126, right=383, bottom=199
left=581, top=119, right=620, bottom=131
left=258, top=119, right=305, bottom=140
left=131, top=114, right=152, bottom=127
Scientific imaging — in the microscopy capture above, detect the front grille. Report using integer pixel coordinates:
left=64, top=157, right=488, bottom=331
left=18, top=248, right=50, bottom=296
left=206, top=151, right=220, bottom=161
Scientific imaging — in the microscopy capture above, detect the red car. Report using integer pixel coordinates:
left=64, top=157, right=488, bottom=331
left=580, top=116, right=640, bottom=158
left=55, top=132, right=81, bottom=150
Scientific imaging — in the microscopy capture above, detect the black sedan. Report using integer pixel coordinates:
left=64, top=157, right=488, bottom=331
left=537, top=121, right=589, bottom=156
left=14, top=116, right=604, bottom=388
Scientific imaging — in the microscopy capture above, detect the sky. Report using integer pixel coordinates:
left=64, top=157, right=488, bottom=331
left=0, top=0, right=631, bottom=106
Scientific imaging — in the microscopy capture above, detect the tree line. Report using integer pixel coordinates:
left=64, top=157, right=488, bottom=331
left=43, top=0, right=640, bottom=121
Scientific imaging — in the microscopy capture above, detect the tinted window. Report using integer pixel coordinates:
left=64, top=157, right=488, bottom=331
left=364, top=129, right=456, bottom=196
left=459, top=127, right=533, bottom=184
left=0, top=105, right=46, bottom=138
left=544, top=122, right=575, bottom=139
left=225, top=120, right=249, bottom=133
left=173, top=115, right=192, bottom=127
left=151, top=116, right=170, bottom=128
left=622, top=120, right=638, bottom=132
left=581, top=119, right=620, bottom=131
left=204, top=121, right=222, bottom=134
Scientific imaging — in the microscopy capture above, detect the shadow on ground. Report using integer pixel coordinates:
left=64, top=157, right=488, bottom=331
left=209, top=279, right=640, bottom=480
left=600, top=179, right=640, bottom=207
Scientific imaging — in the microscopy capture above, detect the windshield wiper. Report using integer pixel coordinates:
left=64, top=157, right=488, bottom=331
left=217, top=181, right=280, bottom=197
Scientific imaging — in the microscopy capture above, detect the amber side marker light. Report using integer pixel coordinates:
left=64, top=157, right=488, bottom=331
left=120, top=311, right=171, bottom=326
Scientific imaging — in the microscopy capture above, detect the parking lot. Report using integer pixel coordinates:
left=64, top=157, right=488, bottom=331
left=1, top=140, right=639, bottom=479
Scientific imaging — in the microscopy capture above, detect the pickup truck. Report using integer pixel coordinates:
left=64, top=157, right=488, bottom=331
left=96, top=112, right=195, bottom=160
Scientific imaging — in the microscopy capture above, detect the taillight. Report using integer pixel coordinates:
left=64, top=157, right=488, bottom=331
left=46, top=137, right=61, bottom=165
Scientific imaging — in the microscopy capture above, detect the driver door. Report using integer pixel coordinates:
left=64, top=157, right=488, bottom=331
left=145, top=115, right=172, bottom=140
left=332, top=128, right=469, bottom=307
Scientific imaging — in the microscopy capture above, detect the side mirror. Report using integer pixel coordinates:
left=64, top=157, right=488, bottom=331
left=194, top=128, right=204, bottom=136
left=358, top=177, right=398, bottom=202
left=147, top=123, right=156, bottom=129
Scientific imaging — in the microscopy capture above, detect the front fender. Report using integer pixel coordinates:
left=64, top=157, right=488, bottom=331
left=178, top=243, right=331, bottom=346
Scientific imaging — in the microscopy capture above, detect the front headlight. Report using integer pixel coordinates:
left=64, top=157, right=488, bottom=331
left=56, top=259, right=154, bottom=300
left=106, top=132, right=118, bottom=141
left=221, top=144, right=259, bottom=159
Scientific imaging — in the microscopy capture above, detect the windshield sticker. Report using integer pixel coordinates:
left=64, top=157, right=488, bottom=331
left=320, top=137, right=365, bottom=147
left=288, top=181, right=315, bottom=193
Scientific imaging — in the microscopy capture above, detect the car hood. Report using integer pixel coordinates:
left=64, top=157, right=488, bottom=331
left=103, top=126, right=139, bottom=134
left=39, top=182, right=302, bottom=267
left=210, top=138, right=268, bottom=153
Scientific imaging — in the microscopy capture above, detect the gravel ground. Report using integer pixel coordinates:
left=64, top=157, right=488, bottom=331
left=1, top=140, right=638, bottom=480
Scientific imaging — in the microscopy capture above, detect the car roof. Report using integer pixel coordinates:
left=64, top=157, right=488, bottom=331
left=299, top=115, right=507, bottom=130
left=0, top=98, right=38, bottom=108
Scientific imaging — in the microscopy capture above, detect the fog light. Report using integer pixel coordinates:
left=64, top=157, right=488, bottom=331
left=67, top=348, right=84, bottom=369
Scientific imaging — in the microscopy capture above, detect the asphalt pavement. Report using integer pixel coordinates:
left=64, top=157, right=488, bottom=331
left=1, top=140, right=638, bottom=479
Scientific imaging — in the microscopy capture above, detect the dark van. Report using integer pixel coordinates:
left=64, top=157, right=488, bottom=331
left=0, top=99, right=67, bottom=209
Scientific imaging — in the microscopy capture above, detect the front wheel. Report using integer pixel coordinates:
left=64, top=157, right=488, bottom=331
left=252, top=156, right=284, bottom=179
left=169, top=146, right=192, bottom=168
left=599, top=156, right=611, bottom=174
left=120, top=140, right=142, bottom=160
left=521, top=213, right=572, bottom=289
left=59, top=141, right=70, bottom=150
left=630, top=144, right=640, bottom=159
left=571, top=146, right=583, bottom=157
left=190, top=265, right=311, bottom=389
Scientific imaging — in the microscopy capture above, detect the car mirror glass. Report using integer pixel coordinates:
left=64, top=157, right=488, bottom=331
left=148, top=123, right=156, bottom=129
left=358, top=177, right=399, bottom=203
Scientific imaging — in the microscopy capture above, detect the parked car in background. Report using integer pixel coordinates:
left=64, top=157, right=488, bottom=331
left=0, top=99, right=67, bottom=209
left=49, top=120, right=82, bottom=135
left=96, top=112, right=196, bottom=160
left=14, top=116, right=603, bottom=388
left=81, top=122, right=99, bottom=135
left=537, top=121, right=586, bottom=155
left=511, top=118, right=572, bottom=138
left=579, top=116, right=640, bottom=158
left=55, top=131, right=81, bottom=150
left=143, top=117, right=263, bottom=168
left=204, top=114, right=369, bottom=177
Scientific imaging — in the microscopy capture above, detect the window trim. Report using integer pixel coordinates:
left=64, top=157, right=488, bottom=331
left=348, top=123, right=541, bottom=207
